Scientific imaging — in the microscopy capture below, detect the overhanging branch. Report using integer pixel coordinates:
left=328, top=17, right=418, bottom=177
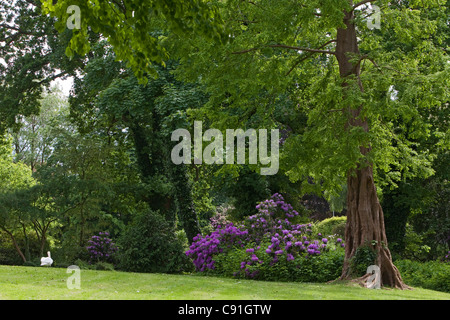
left=232, top=43, right=336, bottom=55
left=285, top=39, right=337, bottom=75
left=267, top=44, right=336, bottom=55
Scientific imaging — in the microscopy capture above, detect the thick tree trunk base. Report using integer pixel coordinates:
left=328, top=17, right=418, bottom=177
left=340, top=255, right=411, bottom=290
left=340, top=165, right=410, bottom=290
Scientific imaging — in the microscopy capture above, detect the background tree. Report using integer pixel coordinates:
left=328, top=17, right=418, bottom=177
left=67, top=43, right=208, bottom=242
left=11, top=85, right=69, bottom=171
left=0, top=0, right=84, bottom=133
left=0, top=135, right=35, bottom=262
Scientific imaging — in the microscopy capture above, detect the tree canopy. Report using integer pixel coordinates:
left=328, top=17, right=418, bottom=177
left=41, top=0, right=225, bottom=81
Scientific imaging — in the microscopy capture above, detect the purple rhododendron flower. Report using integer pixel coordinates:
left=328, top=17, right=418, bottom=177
left=86, top=232, right=118, bottom=264
left=185, top=193, right=345, bottom=279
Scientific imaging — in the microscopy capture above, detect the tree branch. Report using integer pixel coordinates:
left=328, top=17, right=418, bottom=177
left=267, top=44, right=336, bottom=55
left=0, top=23, right=35, bottom=36
left=286, top=40, right=337, bottom=75
left=231, top=47, right=260, bottom=54
left=231, top=41, right=336, bottom=75
left=352, top=0, right=373, bottom=11
left=344, top=54, right=369, bottom=76
left=232, top=44, right=335, bottom=55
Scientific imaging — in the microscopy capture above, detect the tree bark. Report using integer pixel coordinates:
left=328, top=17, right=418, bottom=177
left=336, top=9, right=409, bottom=289
left=1, top=227, right=26, bottom=263
left=341, top=164, right=409, bottom=288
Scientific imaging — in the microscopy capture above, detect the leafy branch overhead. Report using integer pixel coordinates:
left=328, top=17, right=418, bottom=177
left=40, top=0, right=226, bottom=82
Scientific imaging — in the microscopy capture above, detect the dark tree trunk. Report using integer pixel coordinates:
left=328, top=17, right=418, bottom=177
left=170, top=161, right=202, bottom=244
left=129, top=119, right=174, bottom=214
left=129, top=115, right=201, bottom=240
left=335, top=9, right=409, bottom=289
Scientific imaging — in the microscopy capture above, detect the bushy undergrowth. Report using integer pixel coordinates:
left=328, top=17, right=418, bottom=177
left=395, top=259, right=450, bottom=293
left=314, top=216, right=347, bottom=238
left=186, top=193, right=345, bottom=282
left=119, top=209, right=193, bottom=273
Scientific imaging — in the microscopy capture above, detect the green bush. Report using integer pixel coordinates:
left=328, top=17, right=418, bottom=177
left=213, top=245, right=249, bottom=278
left=396, top=259, right=450, bottom=293
left=401, top=224, right=433, bottom=261
left=315, top=217, right=347, bottom=238
left=290, top=249, right=345, bottom=282
left=118, top=209, right=193, bottom=274
left=213, top=242, right=345, bottom=283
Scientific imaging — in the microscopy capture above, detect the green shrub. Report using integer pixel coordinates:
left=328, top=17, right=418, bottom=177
left=401, top=224, right=433, bottom=261
left=118, top=209, right=193, bottom=274
left=315, top=217, right=347, bottom=238
left=213, top=245, right=249, bottom=278
left=213, top=241, right=345, bottom=283
left=396, top=259, right=450, bottom=293
left=73, top=259, right=93, bottom=270
left=290, top=249, right=345, bottom=282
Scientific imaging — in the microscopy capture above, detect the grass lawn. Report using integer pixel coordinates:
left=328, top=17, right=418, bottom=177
left=0, top=265, right=449, bottom=300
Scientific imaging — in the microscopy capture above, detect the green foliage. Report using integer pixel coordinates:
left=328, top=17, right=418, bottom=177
left=0, top=135, right=35, bottom=191
left=222, top=167, right=271, bottom=221
left=11, top=86, right=69, bottom=170
left=190, top=170, right=216, bottom=230
left=289, top=249, right=345, bottom=283
left=0, top=232, right=27, bottom=265
left=118, top=209, right=193, bottom=273
left=0, top=0, right=83, bottom=133
left=314, top=216, right=347, bottom=238
left=401, top=224, right=434, bottom=261
left=41, top=0, right=225, bottom=82
left=0, top=227, right=45, bottom=265
left=396, top=259, right=450, bottom=293
left=214, top=242, right=344, bottom=283
left=93, top=262, right=115, bottom=271
left=349, top=245, right=378, bottom=277
left=69, top=50, right=206, bottom=241
left=167, top=0, right=449, bottom=199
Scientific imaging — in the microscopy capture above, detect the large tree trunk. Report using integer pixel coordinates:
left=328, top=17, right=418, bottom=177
left=335, top=8, right=409, bottom=289
left=342, top=165, right=409, bottom=289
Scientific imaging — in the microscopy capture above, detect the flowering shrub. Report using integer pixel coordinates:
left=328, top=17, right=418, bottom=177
left=87, top=232, right=119, bottom=264
left=187, top=224, right=248, bottom=271
left=186, top=193, right=345, bottom=281
left=210, top=207, right=232, bottom=230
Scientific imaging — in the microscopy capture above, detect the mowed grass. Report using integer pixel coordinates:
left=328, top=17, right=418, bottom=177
left=0, top=265, right=448, bottom=300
